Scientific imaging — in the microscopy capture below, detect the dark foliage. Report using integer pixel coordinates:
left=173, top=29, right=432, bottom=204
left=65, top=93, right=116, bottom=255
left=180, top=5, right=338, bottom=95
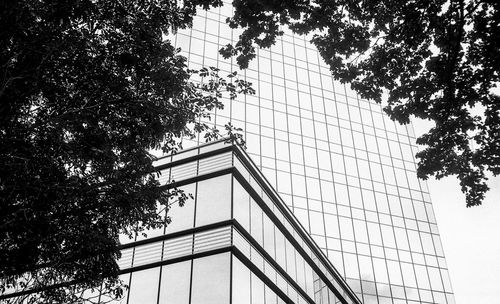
left=0, top=0, right=251, bottom=302
left=2, top=0, right=499, bottom=301
left=221, top=0, right=500, bottom=207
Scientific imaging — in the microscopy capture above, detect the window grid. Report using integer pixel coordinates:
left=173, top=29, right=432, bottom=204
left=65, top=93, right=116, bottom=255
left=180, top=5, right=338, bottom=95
left=172, top=5, right=454, bottom=303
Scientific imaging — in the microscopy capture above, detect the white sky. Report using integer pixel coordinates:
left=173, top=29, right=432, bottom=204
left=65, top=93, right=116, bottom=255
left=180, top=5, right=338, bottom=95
left=412, top=120, right=500, bottom=304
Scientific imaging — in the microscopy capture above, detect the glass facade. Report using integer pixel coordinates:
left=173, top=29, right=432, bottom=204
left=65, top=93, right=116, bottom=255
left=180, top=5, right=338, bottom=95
left=1, top=3, right=454, bottom=303
left=115, top=141, right=362, bottom=304
left=172, top=3, right=454, bottom=304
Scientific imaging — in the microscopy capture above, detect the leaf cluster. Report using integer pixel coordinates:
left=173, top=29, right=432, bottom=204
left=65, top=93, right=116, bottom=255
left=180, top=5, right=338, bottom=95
left=0, top=0, right=250, bottom=301
left=221, top=0, right=500, bottom=207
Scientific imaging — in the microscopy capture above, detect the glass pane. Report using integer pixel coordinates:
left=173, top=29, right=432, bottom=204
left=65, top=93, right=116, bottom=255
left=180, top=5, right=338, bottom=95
left=158, top=260, right=191, bottom=304
left=195, top=175, right=231, bottom=226
left=250, top=199, right=264, bottom=245
left=232, top=256, right=251, bottom=304
left=372, top=258, right=389, bottom=284
left=401, top=262, right=417, bottom=288
left=324, top=213, right=340, bottom=239
left=251, top=273, right=265, bottom=304
left=263, top=214, right=276, bottom=258
left=233, top=177, right=251, bottom=231
left=344, top=252, right=360, bottom=279
left=387, top=260, right=403, bottom=285
left=414, top=264, right=430, bottom=290
left=166, top=183, right=196, bottom=233
left=309, top=211, right=325, bottom=236
left=274, top=228, right=286, bottom=269
left=127, top=267, right=160, bottom=304
left=191, top=253, right=230, bottom=304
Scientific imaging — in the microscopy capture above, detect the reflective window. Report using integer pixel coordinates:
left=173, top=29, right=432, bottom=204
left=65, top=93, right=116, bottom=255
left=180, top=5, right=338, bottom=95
left=309, top=211, right=325, bottom=236
left=372, top=258, right=389, bottom=284
left=348, top=186, right=363, bottom=208
left=408, top=230, right=423, bottom=253
left=420, top=232, right=435, bottom=255
left=401, top=262, right=417, bottom=288
left=261, top=136, right=275, bottom=158
left=291, top=174, right=307, bottom=197
left=159, top=261, right=191, bottom=304
left=127, top=267, right=160, bottom=304
left=274, top=228, right=287, bottom=268
left=263, top=215, right=276, bottom=258
left=353, top=219, right=368, bottom=243
left=361, top=189, right=376, bottom=212
left=306, top=177, right=321, bottom=200
left=295, top=253, right=307, bottom=293
left=276, top=171, right=291, bottom=194
left=388, top=195, right=403, bottom=217
left=324, top=213, right=340, bottom=239
left=343, top=252, right=360, bottom=279
left=414, top=202, right=428, bottom=221
left=289, top=143, right=304, bottom=165
left=394, top=227, right=410, bottom=251
left=166, top=183, right=196, bottom=233
left=366, top=222, right=382, bottom=247
left=400, top=198, right=415, bottom=219
left=382, top=165, right=396, bottom=185
left=375, top=192, right=390, bottom=214
left=251, top=273, right=266, bottom=304
left=369, top=163, right=384, bottom=183
left=233, top=178, right=251, bottom=231
left=414, top=264, right=430, bottom=290
left=275, top=140, right=290, bottom=162
left=304, top=263, right=315, bottom=298
left=232, top=257, right=251, bottom=304
left=387, top=260, right=403, bottom=285
left=195, top=175, right=231, bottom=226
left=358, top=255, right=374, bottom=281
left=250, top=200, right=264, bottom=245
left=340, top=128, right=354, bottom=147
left=191, top=253, right=230, bottom=304
left=428, top=266, right=444, bottom=291
left=380, top=225, right=396, bottom=248
left=339, top=217, right=355, bottom=241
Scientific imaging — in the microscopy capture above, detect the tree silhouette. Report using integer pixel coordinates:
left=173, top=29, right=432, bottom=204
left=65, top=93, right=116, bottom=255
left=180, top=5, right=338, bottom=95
left=0, top=0, right=250, bottom=302
left=221, top=0, right=500, bottom=207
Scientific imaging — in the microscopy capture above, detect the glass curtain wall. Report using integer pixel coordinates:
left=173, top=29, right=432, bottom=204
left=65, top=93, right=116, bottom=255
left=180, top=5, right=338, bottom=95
left=173, top=2, right=455, bottom=304
left=110, top=142, right=360, bottom=304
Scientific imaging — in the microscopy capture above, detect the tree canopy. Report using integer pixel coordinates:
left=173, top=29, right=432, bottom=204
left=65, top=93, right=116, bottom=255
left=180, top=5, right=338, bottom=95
left=2, top=0, right=499, bottom=302
left=0, top=0, right=250, bottom=302
left=221, top=0, right=500, bottom=207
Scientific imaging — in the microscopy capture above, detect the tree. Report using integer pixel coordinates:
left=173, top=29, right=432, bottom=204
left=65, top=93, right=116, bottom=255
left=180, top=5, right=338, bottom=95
left=220, top=0, right=500, bottom=207
left=0, top=0, right=250, bottom=302
left=2, top=0, right=498, bottom=301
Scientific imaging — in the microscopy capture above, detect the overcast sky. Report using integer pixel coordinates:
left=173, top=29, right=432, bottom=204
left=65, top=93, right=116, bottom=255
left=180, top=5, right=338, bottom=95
left=413, top=121, right=500, bottom=304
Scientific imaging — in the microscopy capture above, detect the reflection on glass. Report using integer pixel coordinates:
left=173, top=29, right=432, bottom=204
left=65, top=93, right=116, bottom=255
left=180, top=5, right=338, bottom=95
left=166, top=183, right=196, bottom=234
left=195, top=175, right=231, bottom=226
left=191, top=253, right=230, bottom=304
left=127, top=267, right=160, bottom=304
left=250, top=200, right=264, bottom=245
left=232, top=257, right=251, bottom=304
left=233, top=177, right=251, bottom=231
left=158, top=260, right=191, bottom=304
left=263, top=213, right=276, bottom=259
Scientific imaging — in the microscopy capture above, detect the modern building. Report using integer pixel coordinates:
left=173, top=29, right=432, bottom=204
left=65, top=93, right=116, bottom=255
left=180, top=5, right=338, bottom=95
left=166, top=3, right=455, bottom=304
left=1, top=2, right=455, bottom=304
left=116, top=140, right=363, bottom=304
